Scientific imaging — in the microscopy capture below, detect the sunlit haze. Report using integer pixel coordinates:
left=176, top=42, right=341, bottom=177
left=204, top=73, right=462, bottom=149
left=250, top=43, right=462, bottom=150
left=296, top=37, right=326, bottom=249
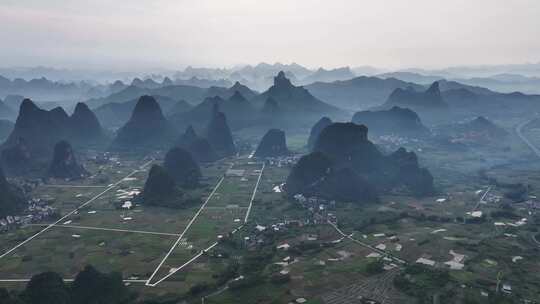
left=1, top=0, right=539, bottom=70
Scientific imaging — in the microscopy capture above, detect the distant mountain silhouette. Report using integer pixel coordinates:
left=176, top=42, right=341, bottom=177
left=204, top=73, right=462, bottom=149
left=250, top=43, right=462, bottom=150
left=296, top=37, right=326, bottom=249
left=1, top=99, right=104, bottom=169
left=69, top=103, right=105, bottom=143
left=307, top=117, right=332, bottom=151
left=94, top=95, right=190, bottom=128
left=0, top=75, right=90, bottom=102
left=220, top=91, right=257, bottom=128
left=352, top=106, right=431, bottom=137
left=170, top=90, right=257, bottom=130
left=287, top=122, right=434, bottom=198
left=0, top=120, right=14, bottom=141
left=2, top=95, right=25, bottom=111
left=0, top=166, right=25, bottom=217
left=253, top=71, right=342, bottom=116
left=111, top=96, right=176, bottom=150
left=384, top=82, right=447, bottom=109
left=466, top=116, right=508, bottom=137
left=177, top=126, right=218, bottom=163
left=87, top=81, right=257, bottom=110
left=174, top=62, right=316, bottom=91
left=168, top=99, right=193, bottom=116
left=86, top=85, right=205, bottom=109
left=261, top=97, right=280, bottom=116
left=206, top=109, right=236, bottom=157
left=163, top=147, right=201, bottom=188
left=130, top=78, right=161, bottom=89
left=211, top=81, right=258, bottom=100
left=435, top=116, right=508, bottom=144
left=254, top=129, right=289, bottom=157
left=377, top=72, right=444, bottom=85
left=300, top=67, right=355, bottom=84
left=47, top=141, right=89, bottom=180
left=0, top=99, right=15, bottom=120
left=173, top=77, right=233, bottom=89
left=178, top=125, right=198, bottom=146
left=305, top=76, right=424, bottom=110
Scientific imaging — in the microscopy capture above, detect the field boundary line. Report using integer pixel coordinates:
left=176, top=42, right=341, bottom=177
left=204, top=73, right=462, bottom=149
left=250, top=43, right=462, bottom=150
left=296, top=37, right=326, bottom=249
left=41, top=185, right=107, bottom=188
left=0, top=279, right=148, bottom=283
left=147, top=161, right=263, bottom=286
left=148, top=242, right=219, bottom=287
left=244, top=162, right=265, bottom=223
left=328, top=220, right=407, bottom=265
left=145, top=175, right=225, bottom=285
left=27, top=224, right=181, bottom=237
left=152, top=162, right=263, bottom=286
left=0, top=158, right=154, bottom=260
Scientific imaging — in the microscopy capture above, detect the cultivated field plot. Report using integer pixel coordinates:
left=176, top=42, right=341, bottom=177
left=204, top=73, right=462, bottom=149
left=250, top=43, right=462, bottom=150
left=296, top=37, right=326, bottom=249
left=147, top=160, right=265, bottom=285
left=0, top=156, right=262, bottom=289
left=321, top=269, right=409, bottom=304
left=0, top=228, right=174, bottom=279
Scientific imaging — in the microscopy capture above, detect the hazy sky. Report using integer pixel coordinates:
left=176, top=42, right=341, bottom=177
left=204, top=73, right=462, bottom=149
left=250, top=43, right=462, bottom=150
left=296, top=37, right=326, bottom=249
left=1, top=0, right=539, bottom=70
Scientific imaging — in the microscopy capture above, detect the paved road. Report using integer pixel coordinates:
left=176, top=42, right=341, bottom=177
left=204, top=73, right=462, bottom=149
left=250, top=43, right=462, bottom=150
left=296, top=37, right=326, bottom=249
left=146, top=175, right=226, bottom=286
left=27, top=224, right=181, bottom=237
left=472, top=186, right=492, bottom=212
left=327, top=220, right=407, bottom=265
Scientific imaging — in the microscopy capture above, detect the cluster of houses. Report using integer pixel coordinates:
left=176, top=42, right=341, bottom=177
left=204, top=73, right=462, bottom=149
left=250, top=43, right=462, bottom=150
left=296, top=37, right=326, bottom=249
left=88, top=152, right=119, bottom=165
left=525, top=197, right=540, bottom=209
left=261, top=155, right=301, bottom=168
left=0, top=198, right=56, bottom=232
left=292, top=194, right=337, bottom=224
left=376, top=135, right=423, bottom=152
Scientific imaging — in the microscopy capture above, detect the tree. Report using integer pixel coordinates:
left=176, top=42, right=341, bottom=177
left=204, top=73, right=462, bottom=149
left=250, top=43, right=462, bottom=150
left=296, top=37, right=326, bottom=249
left=71, top=265, right=131, bottom=304
left=24, top=272, right=69, bottom=304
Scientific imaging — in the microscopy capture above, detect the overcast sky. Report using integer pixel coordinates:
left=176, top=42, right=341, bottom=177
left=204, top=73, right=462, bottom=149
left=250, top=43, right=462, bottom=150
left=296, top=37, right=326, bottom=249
left=1, top=0, right=539, bottom=70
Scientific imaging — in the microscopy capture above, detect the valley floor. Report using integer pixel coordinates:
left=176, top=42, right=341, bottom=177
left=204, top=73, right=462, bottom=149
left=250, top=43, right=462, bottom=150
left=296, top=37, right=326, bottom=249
left=1, top=122, right=540, bottom=303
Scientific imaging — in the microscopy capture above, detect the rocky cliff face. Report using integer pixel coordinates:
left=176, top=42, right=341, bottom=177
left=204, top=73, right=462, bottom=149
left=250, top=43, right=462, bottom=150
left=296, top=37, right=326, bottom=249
left=3, top=99, right=69, bottom=156
left=0, top=138, right=33, bottom=175
left=47, top=141, right=89, bottom=180
left=111, top=95, right=176, bottom=150
left=287, top=122, right=434, bottom=199
left=307, top=117, right=332, bottom=151
left=285, top=152, right=378, bottom=202
left=141, top=165, right=180, bottom=207
left=313, top=123, right=382, bottom=172
left=254, top=129, right=289, bottom=157
left=1, top=100, right=104, bottom=175
left=387, top=148, right=434, bottom=196
left=69, top=102, right=104, bottom=141
left=206, top=110, right=236, bottom=157
left=0, top=166, right=25, bottom=217
left=163, top=147, right=201, bottom=188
